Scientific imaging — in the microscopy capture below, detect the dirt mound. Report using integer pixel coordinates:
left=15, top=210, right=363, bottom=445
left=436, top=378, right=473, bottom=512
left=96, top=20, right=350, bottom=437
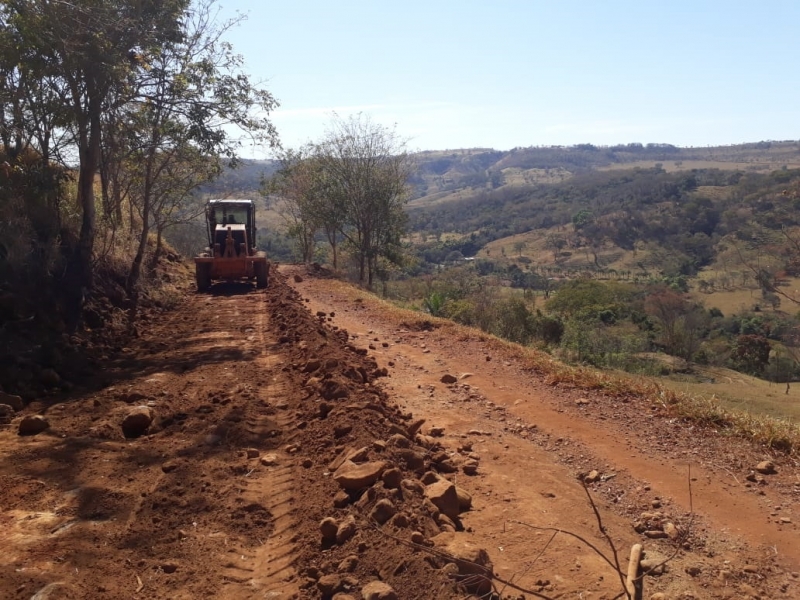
left=265, top=274, right=488, bottom=598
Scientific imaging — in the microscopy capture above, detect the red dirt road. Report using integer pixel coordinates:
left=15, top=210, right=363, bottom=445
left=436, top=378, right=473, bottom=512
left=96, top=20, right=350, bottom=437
left=0, top=266, right=798, bottom=600
left=287, top=265, right=800, bottom=599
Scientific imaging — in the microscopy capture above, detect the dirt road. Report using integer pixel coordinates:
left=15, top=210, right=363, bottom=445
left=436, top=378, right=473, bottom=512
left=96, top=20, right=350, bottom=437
left=0, top=266, right=798, bottom=599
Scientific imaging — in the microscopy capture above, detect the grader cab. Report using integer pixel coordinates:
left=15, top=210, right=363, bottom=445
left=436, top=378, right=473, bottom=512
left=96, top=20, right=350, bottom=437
left=194, top=199, right=269, bottom=291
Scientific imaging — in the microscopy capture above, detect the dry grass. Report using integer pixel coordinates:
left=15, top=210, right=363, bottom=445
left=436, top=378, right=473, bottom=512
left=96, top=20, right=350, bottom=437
left=319, top=276, right=800, bottom=457
left=661, top=365, right=800, bottom=422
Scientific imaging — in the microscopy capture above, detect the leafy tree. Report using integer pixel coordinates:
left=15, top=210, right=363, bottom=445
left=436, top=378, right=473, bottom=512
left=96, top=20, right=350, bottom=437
left=308, top=114, right=412, bottom=286
left=2, top=0, right=190, bottom=322
left=729, top=334, right=771, bottom=376
left=545, top=279, right=636, bottom=320
left=1, top=0, right=277, bottom=325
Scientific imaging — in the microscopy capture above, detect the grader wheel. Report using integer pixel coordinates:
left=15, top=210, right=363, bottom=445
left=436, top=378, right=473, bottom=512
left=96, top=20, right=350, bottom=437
left=195, top=262, right=212, bottom=292
left=255, top=261, right=268, bottom=289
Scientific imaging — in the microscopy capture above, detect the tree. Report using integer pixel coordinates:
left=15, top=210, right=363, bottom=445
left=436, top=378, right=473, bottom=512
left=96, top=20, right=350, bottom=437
left=2, top=0, right=190, bottom=323
left=644, top=287, right=688, bottom=354
left=268, top=148, right=322, bottom=263
left=313, top=114, right=412, bottom=286
left=120, top=0, right=277, bottom=316
left=1, top=0, right=278, bottom=326
left=729, top=334, right=771, bottom=376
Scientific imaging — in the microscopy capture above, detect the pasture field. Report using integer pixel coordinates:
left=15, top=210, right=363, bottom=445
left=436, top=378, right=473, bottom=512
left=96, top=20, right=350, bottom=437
left=660, top=364, right=800, bottom=423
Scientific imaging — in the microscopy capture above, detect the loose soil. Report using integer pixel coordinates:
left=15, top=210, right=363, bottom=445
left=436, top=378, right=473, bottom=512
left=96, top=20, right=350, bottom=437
left=1, top=265, right=799, bottom=600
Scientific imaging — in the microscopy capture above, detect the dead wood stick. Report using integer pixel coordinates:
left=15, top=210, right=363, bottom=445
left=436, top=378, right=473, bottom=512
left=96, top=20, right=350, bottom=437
left=625, top=543, right=643, bottom=600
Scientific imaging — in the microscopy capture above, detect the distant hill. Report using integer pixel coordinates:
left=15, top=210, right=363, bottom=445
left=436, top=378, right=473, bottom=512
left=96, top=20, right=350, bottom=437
left=213, top=142, right=800, bottom=281
left=400, top=142, right=800, bottom=277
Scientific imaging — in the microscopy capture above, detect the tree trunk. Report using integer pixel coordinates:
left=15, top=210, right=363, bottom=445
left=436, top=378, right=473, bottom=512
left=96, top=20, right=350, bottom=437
left=127, top=149, right=155, bottom=325
left=64, top=94, right=100, bottom=331
left=149, top=224, right=164, bottom=271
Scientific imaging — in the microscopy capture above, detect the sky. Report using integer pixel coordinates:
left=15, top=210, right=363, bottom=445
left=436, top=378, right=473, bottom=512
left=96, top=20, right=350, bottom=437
left=216, top=0, right=800, bottom=155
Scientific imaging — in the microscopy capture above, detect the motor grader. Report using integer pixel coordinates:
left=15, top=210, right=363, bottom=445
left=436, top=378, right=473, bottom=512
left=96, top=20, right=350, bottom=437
left=194, top=199, right=269, bottom=291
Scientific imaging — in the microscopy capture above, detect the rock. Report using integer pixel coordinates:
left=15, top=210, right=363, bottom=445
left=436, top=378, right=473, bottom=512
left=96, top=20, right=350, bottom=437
left=408, top=418, right=426, bottom=436
left=462, top=460, right=479, bottom=476
left=401, top=478, right=425, bottom=496
left=742, top=564, right=759, bottom=574
left=435, top=459, right=458, bottom=473
left=575, top=397, right=590, bottom=406
left=0, top=404, right=14, bottom=424
left=459, top=373, right=474, bottom=380
left=429, top=426, right=445, bottom=437
left=333, top=491, right=350, bottom=508
left=246, top=448, right=259, bottom=459
left=431, top=532, right=493, bottom=595
left=437, top=513, right=457, bottom=532
left=303, top=359, right=322, bottom=373
left=161, top=561, right=178, bottom=574
left=644, top=530, right=668, bottom=539
left=334, top=460, right=387, bottom=491
left=260, top=454, right=279, bottom=466
left=425, top=479, right=460, bottom=519
left=317, top=574, right=343, bottom=596
left=338, top=555, right=359, bottom=573
left=640, top=559, right=667, bottom=576
left=40, top=368, right=61, bottom=388
left=416, top=434, right=438, bottom=449
left=584, top=470, right=600, bottom=484
left=294, top=275, right=303, bottom=283
left=382, top=468, right=402, bottom=489
left=387, top=433, right=410, bottom=448
left=455, top=486, right=473, bottom=512
left=18, top=414, right=50, bottom=436
left=370, top=499, right=396, bottom=524
left=361, top=581, right=398, bottom=600
left=663, top=522, right=680, bottom=540
left=390, top=513, right=409, bottom=528
left=410, top=531, right=425, bottom=545
left=333, top=424, right=352, bottom=439
left=685, top=565, right=702, bottom=576
left=121, top=391, right=149, bottom=404
left=396, top=448, right=425, bottom=470
left=336, top=515, right=357, bottom=544
left=0, top=391, right=24, bottom=411
left=321, top=517, right=339, bottom=543
left=755, top=460, right=777, bottom=475
left=440, top=374, right=457, bottom=384
left=121, top=406, right=153, bottom=438
left=421, top=471, right=441, bottom=485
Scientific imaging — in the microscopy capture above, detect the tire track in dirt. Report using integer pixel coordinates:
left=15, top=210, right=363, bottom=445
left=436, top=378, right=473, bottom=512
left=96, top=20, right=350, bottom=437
left=0, top=285, right=304, bottom=599
left=218, top=302, right=300, bottom=598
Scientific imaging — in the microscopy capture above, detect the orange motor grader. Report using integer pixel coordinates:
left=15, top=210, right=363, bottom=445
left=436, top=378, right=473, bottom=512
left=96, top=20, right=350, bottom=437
left=194, top=199, right=269, bottom=291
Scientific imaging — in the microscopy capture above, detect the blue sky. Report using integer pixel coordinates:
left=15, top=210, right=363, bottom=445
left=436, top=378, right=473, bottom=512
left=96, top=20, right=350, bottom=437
left=217, top=0, right=800, bottom=154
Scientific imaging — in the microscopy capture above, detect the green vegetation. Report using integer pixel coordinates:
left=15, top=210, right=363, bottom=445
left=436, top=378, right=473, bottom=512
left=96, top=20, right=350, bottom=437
left=0, top=0, right=275, bottom=331
left=265, top=114, right=412, bottom=286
